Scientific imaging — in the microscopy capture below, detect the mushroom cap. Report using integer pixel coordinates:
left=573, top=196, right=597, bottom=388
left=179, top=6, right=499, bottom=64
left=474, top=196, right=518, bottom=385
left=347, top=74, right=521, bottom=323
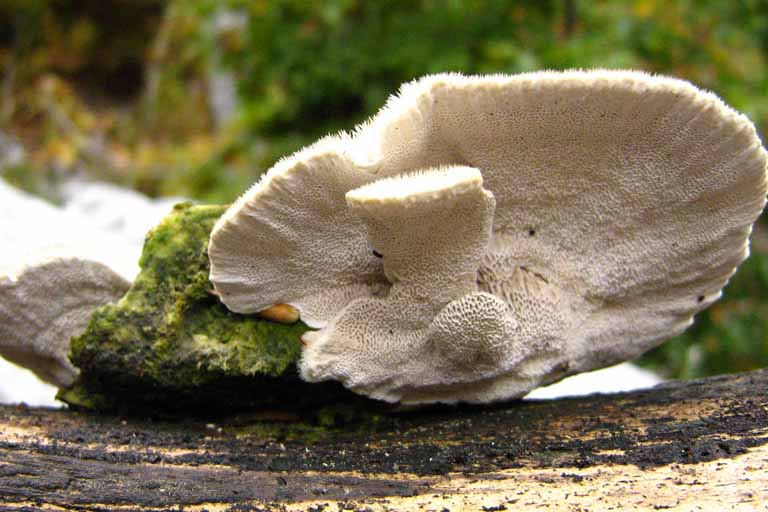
left=0, top=257, right=130, bottom=387
left=345, top=166, right=494, bottom=302
left=302, top=167, right=520, bottom=402
left=210, top=70, right=767, bottom=403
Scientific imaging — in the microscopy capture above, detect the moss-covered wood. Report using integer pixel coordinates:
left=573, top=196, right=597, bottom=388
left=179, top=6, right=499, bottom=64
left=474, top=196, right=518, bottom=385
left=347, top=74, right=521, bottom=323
left=60, top=203, right=362, bottom=414
left=2, top=369, right=767, bottom=510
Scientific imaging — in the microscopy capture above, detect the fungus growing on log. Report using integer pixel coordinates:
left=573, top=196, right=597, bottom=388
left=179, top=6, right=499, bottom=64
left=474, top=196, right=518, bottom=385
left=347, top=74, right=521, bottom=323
left=208, top=70, right=767, bottom=404
left=0, top=258, right=129, bottom=387
left=60, top=204, right=346, bottom=414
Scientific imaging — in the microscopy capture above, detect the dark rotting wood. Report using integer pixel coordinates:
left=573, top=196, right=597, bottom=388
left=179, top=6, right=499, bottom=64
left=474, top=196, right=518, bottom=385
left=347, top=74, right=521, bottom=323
left=1, top=368, right=766, bottom=510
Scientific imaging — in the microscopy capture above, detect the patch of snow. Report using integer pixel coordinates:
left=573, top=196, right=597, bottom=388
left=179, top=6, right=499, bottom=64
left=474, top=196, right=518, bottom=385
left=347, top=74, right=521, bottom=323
left=525, top=362, right=663, bottom=399
left=60, top=180, right=184, bottom=248
left=0, top=357, right=60, bottom=407
left=0, top=179, right=142, bottom=280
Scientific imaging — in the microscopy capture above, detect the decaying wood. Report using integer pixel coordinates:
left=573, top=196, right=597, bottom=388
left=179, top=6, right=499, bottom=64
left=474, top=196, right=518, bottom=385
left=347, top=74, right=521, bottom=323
left=1, top=369, right=767, bottom=511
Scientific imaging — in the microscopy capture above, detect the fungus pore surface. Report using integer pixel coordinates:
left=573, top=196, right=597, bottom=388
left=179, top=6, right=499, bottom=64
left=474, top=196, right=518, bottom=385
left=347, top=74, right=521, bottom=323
left=0, top=258, right=129, bottom=387
left=209, top=70, right=768, bottom=404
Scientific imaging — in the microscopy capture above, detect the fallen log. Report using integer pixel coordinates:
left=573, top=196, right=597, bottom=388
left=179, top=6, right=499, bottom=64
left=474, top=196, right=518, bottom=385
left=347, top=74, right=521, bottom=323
left=1, top=368, right=766, bottom=511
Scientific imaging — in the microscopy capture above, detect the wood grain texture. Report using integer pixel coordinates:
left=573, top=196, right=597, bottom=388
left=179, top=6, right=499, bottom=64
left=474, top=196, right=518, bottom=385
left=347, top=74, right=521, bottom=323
left=1, top=369, right=767, bottom=511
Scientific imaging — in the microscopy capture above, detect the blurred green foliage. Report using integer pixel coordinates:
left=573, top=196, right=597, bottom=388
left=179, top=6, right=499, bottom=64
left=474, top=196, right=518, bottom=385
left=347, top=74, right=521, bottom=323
left=0, top=0, right=766, bottom=380
left=221, top=0, right=768, bottom=139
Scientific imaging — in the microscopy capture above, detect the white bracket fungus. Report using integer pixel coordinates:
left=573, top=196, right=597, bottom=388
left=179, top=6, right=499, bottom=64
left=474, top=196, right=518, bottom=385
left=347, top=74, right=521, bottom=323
left=209, top=70, right=768, bottom=404
left=0, top=258, right=129, bottom=387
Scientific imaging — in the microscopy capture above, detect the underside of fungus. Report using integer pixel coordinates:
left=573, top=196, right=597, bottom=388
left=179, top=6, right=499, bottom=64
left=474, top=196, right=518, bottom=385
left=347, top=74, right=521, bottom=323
left=0, top=257, right=129, bottom=387
left=209, top=70, right=768, bottom=404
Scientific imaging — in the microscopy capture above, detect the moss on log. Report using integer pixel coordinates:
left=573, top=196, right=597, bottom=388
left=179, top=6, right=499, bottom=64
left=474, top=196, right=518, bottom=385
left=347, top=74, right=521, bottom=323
left=1, top=369, right=767, bottom=510
left=60, top=203, right=360, bottom=414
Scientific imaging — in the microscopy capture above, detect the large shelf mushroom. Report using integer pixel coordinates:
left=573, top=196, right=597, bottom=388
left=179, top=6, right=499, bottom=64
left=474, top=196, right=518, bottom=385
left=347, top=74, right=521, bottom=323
left=209, top=70, right=768, bottom=404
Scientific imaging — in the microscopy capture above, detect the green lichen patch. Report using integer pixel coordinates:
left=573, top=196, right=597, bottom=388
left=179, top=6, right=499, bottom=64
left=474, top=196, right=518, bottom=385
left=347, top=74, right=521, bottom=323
left=62, top=203, right=356, bottom=414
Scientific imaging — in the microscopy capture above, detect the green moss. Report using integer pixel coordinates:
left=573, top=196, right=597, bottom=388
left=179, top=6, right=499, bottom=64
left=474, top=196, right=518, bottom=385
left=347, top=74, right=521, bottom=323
left=56, top=384, right=113, bottom=411
left=63, top=203, right=356, bottom=414
left=229, top=404, right=389, bottom=444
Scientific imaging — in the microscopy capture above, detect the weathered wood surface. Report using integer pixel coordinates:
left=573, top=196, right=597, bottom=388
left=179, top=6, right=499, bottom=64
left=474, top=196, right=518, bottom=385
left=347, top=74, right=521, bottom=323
left=1, top=369, right=767, bottom=511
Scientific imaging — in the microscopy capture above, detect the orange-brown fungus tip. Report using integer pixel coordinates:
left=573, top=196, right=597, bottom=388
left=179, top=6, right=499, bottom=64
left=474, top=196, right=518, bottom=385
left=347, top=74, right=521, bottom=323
left=257, top=303, right=300, bottom=324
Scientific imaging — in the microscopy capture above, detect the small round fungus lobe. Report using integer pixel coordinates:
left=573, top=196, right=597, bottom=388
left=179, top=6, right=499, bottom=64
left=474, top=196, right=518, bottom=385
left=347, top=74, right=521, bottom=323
left=427, top=291, right=515, bottom=370
left=210, top=70, right=768, bottom=404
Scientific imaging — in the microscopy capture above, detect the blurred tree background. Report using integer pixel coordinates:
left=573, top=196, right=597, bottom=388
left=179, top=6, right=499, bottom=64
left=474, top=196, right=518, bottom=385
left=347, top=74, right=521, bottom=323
left=0, top=0, right=766, bottom=380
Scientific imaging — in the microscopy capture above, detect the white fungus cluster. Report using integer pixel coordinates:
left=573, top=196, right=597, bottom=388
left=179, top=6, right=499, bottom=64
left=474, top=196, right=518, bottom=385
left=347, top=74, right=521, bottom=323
left=209, top=70, right=768, bottom=404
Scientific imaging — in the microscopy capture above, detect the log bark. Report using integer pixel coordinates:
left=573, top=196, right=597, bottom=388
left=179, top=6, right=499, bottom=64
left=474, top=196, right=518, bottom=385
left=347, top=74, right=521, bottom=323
left=1, top=369, right=767, bottom=511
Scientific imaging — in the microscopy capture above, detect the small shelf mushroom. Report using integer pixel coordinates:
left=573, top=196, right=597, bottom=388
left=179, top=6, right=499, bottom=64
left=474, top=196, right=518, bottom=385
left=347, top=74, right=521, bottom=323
left=209, top=70, right=768, bottom=404
left=0, top=258, right=129, bottom=387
